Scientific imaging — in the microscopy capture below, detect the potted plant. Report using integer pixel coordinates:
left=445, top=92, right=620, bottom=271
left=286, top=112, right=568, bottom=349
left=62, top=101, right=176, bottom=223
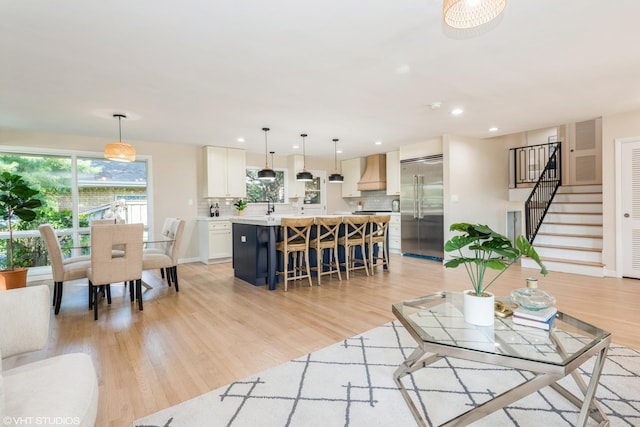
left=233, top=199, right=247, bottom=216
left=444, top=222, right=547, bottom=326
left=0, top=172, right=43, bottom=289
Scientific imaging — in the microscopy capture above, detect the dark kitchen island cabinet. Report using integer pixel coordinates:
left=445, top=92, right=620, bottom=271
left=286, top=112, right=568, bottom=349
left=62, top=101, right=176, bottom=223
left=232, top=220, right=277, bottom=289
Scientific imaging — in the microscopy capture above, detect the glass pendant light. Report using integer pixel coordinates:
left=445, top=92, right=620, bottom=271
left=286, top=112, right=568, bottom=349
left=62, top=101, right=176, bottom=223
left=257, top=127, right=276, bottom=181
left=328, top=138, right=344, bottom=183
left=104, top=114, right=136, bottom=162
left=296, top=133, right=314, bottom=181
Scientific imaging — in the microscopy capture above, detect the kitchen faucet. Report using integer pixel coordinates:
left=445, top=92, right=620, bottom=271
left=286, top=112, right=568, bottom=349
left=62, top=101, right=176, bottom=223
left=260, top=199, right=275, bottom=215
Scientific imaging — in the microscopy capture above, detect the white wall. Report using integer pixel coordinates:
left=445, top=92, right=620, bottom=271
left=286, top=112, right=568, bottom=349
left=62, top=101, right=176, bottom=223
left=443, top=134, right=511, bottom=242
left=602, top=108, right=640, bottom=275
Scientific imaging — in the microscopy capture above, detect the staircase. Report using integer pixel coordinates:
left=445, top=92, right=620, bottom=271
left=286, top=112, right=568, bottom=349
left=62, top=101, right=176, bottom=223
left=522, top=185, right=604, bottom=277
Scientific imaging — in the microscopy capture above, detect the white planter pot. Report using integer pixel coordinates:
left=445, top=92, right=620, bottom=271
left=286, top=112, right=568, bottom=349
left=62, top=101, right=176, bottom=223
left=463, top=290, right=495, bottom=326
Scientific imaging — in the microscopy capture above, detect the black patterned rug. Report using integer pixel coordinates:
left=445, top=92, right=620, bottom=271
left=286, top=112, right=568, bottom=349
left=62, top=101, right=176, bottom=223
left=134, top=322, right=640, bottom=426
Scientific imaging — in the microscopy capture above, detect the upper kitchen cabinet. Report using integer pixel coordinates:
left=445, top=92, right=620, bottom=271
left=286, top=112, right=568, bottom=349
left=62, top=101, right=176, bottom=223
left=203, top=146, right=246, bottom=198
left=386, top=150, right=400, bottom=196
left=341, top=157, right=366, bottom=197
left=287, top=154, right=306, bottom=199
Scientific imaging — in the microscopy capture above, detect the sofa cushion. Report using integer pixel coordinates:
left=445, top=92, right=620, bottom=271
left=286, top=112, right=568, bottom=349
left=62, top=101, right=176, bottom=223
left=3, top=353, right=98, bottom=427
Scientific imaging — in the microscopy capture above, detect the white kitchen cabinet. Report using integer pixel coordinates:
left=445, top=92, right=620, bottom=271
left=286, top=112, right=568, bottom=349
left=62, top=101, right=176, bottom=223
left=203, top=146, right=246, bottom=198
left=341, top=157, right=365, bottom=198
left=199, top=219, right=232, bottom=264
left=287, top=154, right=306, bottom=199
left=386, top=150, right=400, bottom=196
left=389, top=214, right=401, bottom=254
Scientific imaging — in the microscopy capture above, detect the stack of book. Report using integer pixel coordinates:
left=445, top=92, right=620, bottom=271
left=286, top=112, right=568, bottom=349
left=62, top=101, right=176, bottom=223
left=512, top=305, right=557, bottom=330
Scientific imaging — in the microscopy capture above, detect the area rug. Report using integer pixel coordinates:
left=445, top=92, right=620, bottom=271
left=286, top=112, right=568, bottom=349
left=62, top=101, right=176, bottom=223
left=134, top=322, right=640, bottom=426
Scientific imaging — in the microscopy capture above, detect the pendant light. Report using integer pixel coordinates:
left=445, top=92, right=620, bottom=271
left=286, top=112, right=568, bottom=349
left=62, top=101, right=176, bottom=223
left=443, top=0, right=507, bottom=29
left=104, top=114, right=136, bottom=162
left=328, top=138, right=344, bottom=183
left=257, top=127, right=276, bottom=181
left=296, top=133, right=314, bottom=182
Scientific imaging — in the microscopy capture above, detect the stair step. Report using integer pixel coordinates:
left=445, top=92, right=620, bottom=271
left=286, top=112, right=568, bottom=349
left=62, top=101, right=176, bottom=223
left=543, top=222, right=602, bottom=226
left=538, top=256, right=604, bottom=267
left=534, top=243, right=601, bottom=253
left=537, top=232, right=602, bottom=239
left=556, top=185, right=602, bottom=193
left=547, top=211, right=601, bottom=215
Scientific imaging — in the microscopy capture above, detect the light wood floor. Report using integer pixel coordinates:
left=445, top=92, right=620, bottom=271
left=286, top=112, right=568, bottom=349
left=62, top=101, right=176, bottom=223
left=10, top=255, right=640, bottom=427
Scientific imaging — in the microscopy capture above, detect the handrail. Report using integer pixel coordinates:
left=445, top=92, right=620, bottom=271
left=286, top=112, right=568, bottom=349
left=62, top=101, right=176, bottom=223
left=524, top=143, right=562, bottom=242
left=510, top=142, right=560, bottom=188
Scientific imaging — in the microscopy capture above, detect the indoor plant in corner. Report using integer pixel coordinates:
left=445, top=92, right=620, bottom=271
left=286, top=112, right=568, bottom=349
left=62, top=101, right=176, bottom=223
left=0, top=172, right=42, bottom=290
left=233, top=199, right=247, bottom=216
left=444, top=223, right=547, bottom=326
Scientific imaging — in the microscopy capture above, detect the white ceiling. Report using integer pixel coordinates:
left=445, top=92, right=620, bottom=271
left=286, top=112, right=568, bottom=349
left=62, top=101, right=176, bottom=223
left=1, top=0, right=639, bottom=159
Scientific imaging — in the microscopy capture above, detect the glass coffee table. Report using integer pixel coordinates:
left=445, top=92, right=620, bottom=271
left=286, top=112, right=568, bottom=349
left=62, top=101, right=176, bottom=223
left=392, top=292, right=611, bottom=427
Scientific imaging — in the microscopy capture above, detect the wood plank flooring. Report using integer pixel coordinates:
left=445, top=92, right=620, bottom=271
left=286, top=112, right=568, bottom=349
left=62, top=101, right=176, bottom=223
left=9, top=255, right=640, bottom=427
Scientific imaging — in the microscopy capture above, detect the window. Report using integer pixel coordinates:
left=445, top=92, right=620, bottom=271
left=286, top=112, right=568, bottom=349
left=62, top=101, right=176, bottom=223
left=245, top=168, right=285, bottom=203
left=0, top=150, right=149, bottom=269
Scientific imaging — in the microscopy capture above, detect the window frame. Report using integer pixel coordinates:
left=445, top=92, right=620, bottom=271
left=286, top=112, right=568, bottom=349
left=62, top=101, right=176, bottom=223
left=0, top=145, right=154, bottom=277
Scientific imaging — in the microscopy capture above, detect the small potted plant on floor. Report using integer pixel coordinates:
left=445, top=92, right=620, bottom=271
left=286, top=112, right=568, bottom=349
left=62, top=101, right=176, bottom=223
left=233, top=199, right=247, bottom=216
left=0, top=172, right=43, bottom=289
left=444, top=223, right=547, bottom=326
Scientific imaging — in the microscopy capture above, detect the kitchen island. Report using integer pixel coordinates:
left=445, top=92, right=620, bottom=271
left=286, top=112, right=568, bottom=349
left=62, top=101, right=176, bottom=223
left=231, top=216, right=280, bottom=290
left=231, top=215, right=383, bottom=291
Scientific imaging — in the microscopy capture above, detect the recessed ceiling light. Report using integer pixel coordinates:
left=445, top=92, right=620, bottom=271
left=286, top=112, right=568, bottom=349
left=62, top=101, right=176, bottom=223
left=451, top=108, right=464, bottom=116
left=237, top=137, right=245, bottom=143
left=292, top=145, right=299, bottom=149
left=430, top=102, right=442, bottom=110
left=375, top=141, right=382, bottom=145
left=336, top=150, right=343, bottom=154
left=488, top=127, right=498, bottom=132
left=396, top=64, right=411, bottom=74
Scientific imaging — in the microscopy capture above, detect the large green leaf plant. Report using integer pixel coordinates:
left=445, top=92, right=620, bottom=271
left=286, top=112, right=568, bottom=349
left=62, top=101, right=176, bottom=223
left=444, top=223, right=547, bottom=297
left=0, top=172, right=42, bottom=270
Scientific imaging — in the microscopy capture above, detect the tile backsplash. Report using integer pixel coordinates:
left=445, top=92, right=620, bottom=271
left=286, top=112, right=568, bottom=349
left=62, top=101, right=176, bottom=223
left=344, top=190, right=397, bottom=212
left=199, top=190, right=398, bottom=217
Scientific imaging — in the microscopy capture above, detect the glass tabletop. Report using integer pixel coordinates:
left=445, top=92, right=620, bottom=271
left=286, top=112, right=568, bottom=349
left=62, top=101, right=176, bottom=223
left=392, top=291, right=611, bottom=367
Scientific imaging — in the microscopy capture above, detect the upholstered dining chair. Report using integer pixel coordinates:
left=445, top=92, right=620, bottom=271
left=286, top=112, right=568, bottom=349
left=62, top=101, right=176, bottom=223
left=38, top=224, right=92, bottom=315
left=87, top=223, right=144, bottom=320
left=142, top=218, right=185, bottom=291
left=143, top=217, right=177, bottom=281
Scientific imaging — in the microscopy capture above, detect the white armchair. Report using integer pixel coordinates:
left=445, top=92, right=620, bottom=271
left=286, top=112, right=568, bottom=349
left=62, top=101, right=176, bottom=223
left=0, top=285, right=98, bottom=426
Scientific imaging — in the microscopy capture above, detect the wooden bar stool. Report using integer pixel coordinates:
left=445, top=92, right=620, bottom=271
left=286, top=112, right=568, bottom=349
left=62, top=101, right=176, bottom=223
left=310, top=216, right=342, bottom=285
left=338, top=216, right=370, bottom=280
left=276, top=217, right=314, bottom=291
left=368, top=215, right=391, bottom=272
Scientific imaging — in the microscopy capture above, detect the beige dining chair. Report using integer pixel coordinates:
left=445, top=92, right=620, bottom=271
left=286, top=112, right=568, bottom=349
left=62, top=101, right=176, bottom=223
left=38, top=224, right=92, bottom=315
left=142, top=218, right=185, bottom=291
left=143, top=217, right=177, bottom=281
left=87, top=223, right=144, bottom=320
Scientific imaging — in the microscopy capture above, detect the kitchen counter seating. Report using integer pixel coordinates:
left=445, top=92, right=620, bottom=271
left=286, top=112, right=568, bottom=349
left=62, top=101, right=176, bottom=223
left=231, top=215, right=388, bottom=290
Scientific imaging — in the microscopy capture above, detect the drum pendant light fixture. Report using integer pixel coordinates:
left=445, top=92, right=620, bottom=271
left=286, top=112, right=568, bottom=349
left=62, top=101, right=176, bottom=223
left=328, top=138, right=344, bottom=183
left=257, top=127, right=276, bottom=181
left=296, top=133, right=313, bottom=181
left=104, top=113, right=136, bottom=162
left=443, top=0, right=507, bottom=29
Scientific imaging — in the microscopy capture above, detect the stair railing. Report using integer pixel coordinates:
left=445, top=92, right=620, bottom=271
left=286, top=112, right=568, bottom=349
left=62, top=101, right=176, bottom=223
left=525, top=142, right=562, bottom=242
left=510, top=141, right=560, bottom=188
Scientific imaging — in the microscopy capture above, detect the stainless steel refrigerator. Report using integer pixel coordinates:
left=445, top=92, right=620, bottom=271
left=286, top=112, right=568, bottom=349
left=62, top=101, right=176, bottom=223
left=400, top=155, right=444, bottom=259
